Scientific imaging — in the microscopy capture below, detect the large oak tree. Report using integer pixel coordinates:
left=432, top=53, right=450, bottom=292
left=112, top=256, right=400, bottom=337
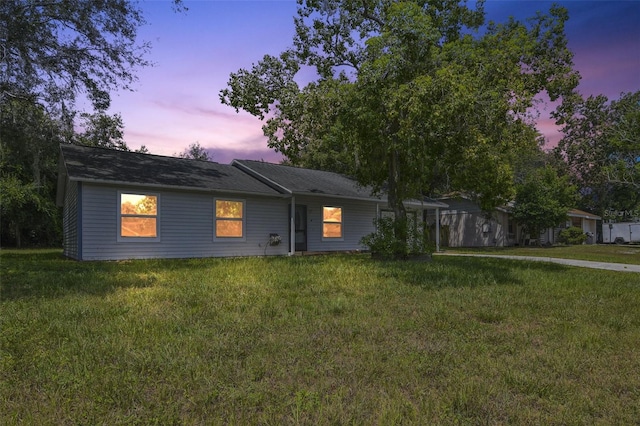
left=221, top=1, right=579, bottom=254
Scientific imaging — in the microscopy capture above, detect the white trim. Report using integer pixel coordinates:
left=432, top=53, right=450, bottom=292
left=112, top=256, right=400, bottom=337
left=117, top=191, right=161, bottom=243
left=321, top=205, right=344, bottom=241
left=213, top=197, right=247, bottom=242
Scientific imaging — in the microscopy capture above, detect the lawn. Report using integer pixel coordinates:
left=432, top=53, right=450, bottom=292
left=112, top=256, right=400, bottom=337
left=1, top=249, right=639, bottom=424
left=444, top=243, right=640, bottom=265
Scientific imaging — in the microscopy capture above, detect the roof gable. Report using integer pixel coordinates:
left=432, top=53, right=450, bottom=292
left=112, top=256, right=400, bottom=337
left=58, top=144, right=280, bottom=196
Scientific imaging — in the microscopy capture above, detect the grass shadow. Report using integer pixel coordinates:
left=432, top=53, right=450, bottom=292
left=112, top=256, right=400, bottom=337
left=367, top=255, right=571, bottom=291
left=2, top=250, right=173, bottom=300
left=1, top=249, right=573, bottom=301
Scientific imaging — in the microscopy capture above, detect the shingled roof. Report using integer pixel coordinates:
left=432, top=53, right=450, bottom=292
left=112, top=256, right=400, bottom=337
left=58, top=144, right=281, bottom=196
left=232, top=160, right=447, bottom=208
left=232, top=159, right=382, bottom=201
left=57, top=144, right=447, bottom=209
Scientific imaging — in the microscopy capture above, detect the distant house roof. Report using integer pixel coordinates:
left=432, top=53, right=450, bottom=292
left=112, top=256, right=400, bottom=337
left=568, top=209, right=601, bottom=221
left=57, top=144, right=282, bottom=202
left=438, top=195, right=602, bottom=220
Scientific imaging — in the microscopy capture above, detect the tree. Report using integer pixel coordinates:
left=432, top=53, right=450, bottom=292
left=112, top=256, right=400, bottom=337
left=554, top=91, right=640, bottom=216
left=0, top=0, right=182, bottom=246
left=511, top=165, right=578, bottom=246
left=176, top=142, right=211, bottom=161
left=1, top=0, right=184, bottom=115
left=0, top=99, right=62, bottom=247
left=75, top=112, right=130, bottom=151
left=221, top=0, right=579, bottom=255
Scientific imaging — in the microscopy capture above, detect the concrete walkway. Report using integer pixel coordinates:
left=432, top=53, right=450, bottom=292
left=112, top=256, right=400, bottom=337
left=434, top=253, right=640, bottom=273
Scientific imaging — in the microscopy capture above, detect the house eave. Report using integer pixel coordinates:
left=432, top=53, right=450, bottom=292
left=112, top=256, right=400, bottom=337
left=66, top=177, right=289, bottom=198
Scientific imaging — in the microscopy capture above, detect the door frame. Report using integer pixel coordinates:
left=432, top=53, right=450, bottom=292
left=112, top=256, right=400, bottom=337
left=289, top=203, right=307, bottom=252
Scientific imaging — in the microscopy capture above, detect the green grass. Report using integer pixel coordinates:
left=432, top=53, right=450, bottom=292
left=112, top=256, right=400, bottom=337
left=2, top=249, right=640, bottom=424
left=444, top=244, right=640, bottom=265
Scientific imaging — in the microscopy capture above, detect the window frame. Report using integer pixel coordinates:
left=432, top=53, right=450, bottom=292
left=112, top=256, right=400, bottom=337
left=117, top=191, right=161, bottom=242
left=214, top=198, right=246, bottom=241
left=322, top=205, right=344, bottom=240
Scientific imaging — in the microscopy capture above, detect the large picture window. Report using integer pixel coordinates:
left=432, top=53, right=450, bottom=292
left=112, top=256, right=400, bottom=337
left=215, top=199, right=244, bottom=238
left=323, top=206, right=343, bottom=238
left=119, top=192, right=159, bottom=240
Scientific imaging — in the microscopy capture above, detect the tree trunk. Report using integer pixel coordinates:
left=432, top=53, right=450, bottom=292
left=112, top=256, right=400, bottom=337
left=388, top=147, right=408, bottom=257
left=14, top=223, right=22, bottom=248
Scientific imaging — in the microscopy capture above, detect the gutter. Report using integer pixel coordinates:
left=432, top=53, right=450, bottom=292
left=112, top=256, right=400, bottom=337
left=65, top=177, right=290, bottom=198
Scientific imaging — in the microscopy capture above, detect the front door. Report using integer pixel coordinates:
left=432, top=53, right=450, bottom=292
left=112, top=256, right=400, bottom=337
left=290, top=204, right=307, bottom=252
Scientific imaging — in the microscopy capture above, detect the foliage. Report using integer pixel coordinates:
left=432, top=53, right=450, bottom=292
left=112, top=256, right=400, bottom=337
left=2, top=251, right=640, bottom=424
left=0, top=0, right=182, bottom=114
left=558, top=226, right=587, bottom=245
left=74, top=112, right=130, bottom=151
left=361, top=217, right=406, bottom=259
left=511, top=165, right=578, bottom=245
left=0, top=175, right=58, bottom=247
left=221, top=0, right=579, bottom=256
left=0, top=99, right=62, bottom=247
left=361, top=217, right=434, bottom=259
left=554, top=91, right=640, bottom=216
left=176, top=142, right=211, bottom=161
left=0, top=1, right=181, bottom=246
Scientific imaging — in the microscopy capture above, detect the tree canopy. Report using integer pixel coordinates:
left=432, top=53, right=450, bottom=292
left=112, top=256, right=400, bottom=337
left=0, top=0, right=182, bottom=247
left=221, top=0, right=579, bottom=253
left=221, top=1, right=578, bottom=208
left=555, top=91, right=640, bottom=216
left=511, top=165, right=578, bottom=245
left=176, top=142, right=212, bottom=161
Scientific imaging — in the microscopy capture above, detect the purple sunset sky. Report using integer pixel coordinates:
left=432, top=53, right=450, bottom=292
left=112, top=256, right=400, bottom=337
left=107, top=1, right=640, bottom=163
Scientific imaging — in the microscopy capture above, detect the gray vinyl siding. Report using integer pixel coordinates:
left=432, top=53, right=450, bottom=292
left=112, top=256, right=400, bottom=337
left=294, top=195, right=379, bottom=252
left=430, top=198, right=510, bottom=247
left=62, top=179, right=79, bottom=259
left=79, top=183, right=290, bottom=260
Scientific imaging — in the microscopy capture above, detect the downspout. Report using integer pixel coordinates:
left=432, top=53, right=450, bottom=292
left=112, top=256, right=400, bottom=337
left=289, top=197, right=296, bottom=256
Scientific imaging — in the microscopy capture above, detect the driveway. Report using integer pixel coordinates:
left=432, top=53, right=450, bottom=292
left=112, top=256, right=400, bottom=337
left=434, top=253, right=640, bottom=273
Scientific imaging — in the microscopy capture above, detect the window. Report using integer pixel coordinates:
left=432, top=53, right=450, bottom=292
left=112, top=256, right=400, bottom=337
left=215, top=199, right=244, bottom=238
left=323, top=206, right=342, bottom=238
left=119, top=192, right=159, bottom=240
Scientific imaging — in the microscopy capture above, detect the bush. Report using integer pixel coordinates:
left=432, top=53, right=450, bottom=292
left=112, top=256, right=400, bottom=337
left=558, top=226, right=587, bottom=245
left=361, top=217, right=434, bottom=259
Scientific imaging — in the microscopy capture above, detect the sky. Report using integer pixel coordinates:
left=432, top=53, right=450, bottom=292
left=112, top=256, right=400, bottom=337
left=107, top=0, right=640, bottom=163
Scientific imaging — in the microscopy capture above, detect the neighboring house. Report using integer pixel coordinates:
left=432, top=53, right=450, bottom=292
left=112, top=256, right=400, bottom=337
left=427, top=195, right=600, bottom=247
left=425, top=195, right=520, bottom=248
left=539, top=209, right=601, bottom=245
left=56, top=144, right=446, bottom=260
